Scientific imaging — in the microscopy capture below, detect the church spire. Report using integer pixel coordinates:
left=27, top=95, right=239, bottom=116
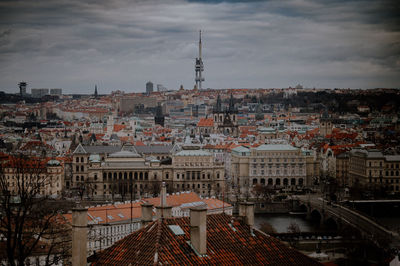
left=94, top=85, right=98, bottom=98
left=228, top=93, right=235, bottom=112
left=215, top=94, right=222, bottom=112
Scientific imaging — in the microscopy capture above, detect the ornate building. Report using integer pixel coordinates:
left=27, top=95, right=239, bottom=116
left=231, top=144, right=308, bottom=197
left=212, top=94, right=239, bottom=137
left=71, top=145, right=225, bottom=199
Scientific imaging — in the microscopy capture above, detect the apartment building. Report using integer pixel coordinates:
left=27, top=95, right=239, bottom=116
left=349, top=149, right=400, bottom=192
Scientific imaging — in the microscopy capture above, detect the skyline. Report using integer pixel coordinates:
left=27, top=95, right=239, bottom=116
left=0, top=0, right=399, bottom=93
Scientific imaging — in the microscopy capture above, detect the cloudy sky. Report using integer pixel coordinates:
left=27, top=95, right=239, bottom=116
left=0, top=0, right=399, bottom=94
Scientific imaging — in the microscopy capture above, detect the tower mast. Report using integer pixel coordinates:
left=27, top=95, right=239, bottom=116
left=195, top=30, right=204, bottom=90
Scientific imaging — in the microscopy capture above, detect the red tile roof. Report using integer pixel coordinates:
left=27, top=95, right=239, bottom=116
left=144, top=192, right=201, bottom=207
left=91, top=213, right=321, bottom=265
left=197, top=118, right=214, bottom=127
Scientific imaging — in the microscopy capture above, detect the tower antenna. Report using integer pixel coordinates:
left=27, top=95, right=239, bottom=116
left=195, top=30, right=204, bottom=90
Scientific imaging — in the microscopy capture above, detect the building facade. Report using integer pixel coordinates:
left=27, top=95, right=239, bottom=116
left=231, top=144, right=307, bottom=196
left=71, top=145, right=225, bottom=199
left=349, top=149, right=400, bottom=192
left=2, top=158, right=64, bottom=197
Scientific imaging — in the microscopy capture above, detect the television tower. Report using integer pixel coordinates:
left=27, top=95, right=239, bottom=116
left=195, top=30, right=204, bottom=90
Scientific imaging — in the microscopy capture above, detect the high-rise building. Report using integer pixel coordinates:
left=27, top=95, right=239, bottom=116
left=157, top=84, right=166, bottom=92
left=31, top=88, right=49, bottom=98
left=195, top=30, right=204, bottom=90
left=155, top=103, right=165, bottom=127
left=146, top=81, right=153, bottom=95
left=18, top=82, right=27, bottom=96
left=50, top=88, right=62, bottom=96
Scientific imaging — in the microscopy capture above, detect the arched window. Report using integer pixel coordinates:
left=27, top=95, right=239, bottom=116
left=261, top=178, right=265, bottom=185
left=276, top=178, right=281, bottom=185
left=291, top=178, right=296, bottom=186
left=268, top=178, right=273, bottom=185
left=299, top=178, right=304, bottom=186
left=283, top=178, right=288, bottom=186
left=253, top=178, right=257, bottom=185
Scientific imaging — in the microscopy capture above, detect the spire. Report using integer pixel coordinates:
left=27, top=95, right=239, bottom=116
left=94, top=85, right=98, bottom=98
left=215, top=94, right=222, bottom=112
left=228, top=93, right=235, bottom=112
left=199, top=30, right=202, bottom=59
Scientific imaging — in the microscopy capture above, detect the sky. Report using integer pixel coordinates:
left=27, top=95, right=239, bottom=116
left=0, top=0, right=399, bottom=94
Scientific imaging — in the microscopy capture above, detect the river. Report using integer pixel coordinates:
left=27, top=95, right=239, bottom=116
left=254, top=213, right=320, bottom=233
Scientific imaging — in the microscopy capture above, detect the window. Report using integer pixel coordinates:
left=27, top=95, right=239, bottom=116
left=166, top=173, right=169, bottom=179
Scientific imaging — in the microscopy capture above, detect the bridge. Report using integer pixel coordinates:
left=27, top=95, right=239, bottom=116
left=295, top=195, right=400, bottom=249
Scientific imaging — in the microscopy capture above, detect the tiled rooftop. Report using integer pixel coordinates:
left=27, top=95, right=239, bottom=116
left=91, top=213, right=321, bottom=265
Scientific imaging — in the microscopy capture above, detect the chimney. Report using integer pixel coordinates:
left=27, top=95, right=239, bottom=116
left=156, top=182, right=172, bottom=218
left=72, top=207, right=88, bottom=266
left=239, top=202, right=254, bottom=229
left=141, top=202, right=154, bottom=226
left=190, top=206, right=207, bottom=255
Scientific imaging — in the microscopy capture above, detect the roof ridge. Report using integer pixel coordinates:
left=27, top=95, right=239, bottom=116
left=153, top=219, right=162, bottom=265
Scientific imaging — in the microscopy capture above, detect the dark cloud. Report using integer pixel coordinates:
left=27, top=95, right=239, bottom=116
left=0, top=0, right=399, bottom=93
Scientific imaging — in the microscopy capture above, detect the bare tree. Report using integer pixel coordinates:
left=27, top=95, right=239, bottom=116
left=287, top=222, right=301, bottom=248
left=259, top=222, right=277, bottom=235
left=0, top=154, right=71, bottom=266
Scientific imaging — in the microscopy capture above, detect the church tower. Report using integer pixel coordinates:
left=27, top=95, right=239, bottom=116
left=320, top=110, right=333, bottom=137
left=212, top=93, right=238, bottom=136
